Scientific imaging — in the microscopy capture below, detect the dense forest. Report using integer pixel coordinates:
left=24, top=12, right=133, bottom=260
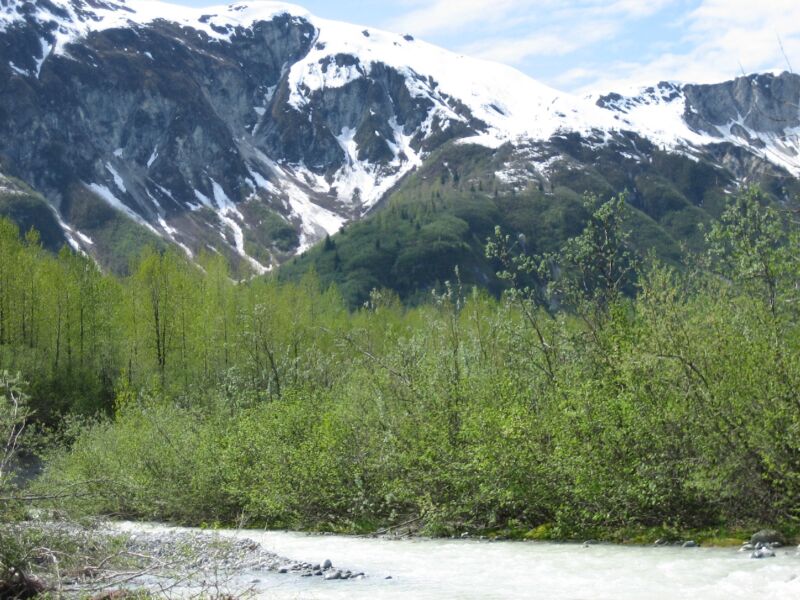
left=2, top=187, right=800, bottom=541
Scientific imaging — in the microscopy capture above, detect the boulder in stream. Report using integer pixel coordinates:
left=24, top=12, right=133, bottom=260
left=750, top=530, right=785, bottom=545
left=750, top=546, right=776, bottom=559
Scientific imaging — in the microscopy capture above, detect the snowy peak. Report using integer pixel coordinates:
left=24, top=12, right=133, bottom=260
left=0, top=0, right=309, bottom=40
left=596, top=81, right=684, bottom=115
left=3, top=0, right=613, bottom=144
left=595, top=72, right=800, bottom=175
left=0, top=0, right=313, bottom=75
left=284, top=12, right=616, bottom=148
left=594, top=81, right=715, bottom=149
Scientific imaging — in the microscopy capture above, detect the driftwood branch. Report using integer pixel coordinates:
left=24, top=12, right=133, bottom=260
left=374, top=515, right=423, bottom=535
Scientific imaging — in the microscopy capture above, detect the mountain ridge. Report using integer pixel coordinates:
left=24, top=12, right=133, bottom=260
left=0, top=0, right=798, bottom=277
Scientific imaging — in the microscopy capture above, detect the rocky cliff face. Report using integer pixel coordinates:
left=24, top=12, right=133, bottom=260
left=684, top=74, right=800, bottom=139
left=596, top=73, right=800, bottom=177
left=0, top=0, right=798, bottom=273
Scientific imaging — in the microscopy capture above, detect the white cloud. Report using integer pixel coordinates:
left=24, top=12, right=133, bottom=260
left=552, top=66, right=597, bottom=88
left=578, top=0, right=800, bottom=93
left=461, top=20, right=618, bottom=63
left=384, top=0, right=682, bottom=85
left=387, top=0, right=673, bottom=39
left=387, top=0, right=526, bottom=37
left=384, top=0, right=800, bottom=94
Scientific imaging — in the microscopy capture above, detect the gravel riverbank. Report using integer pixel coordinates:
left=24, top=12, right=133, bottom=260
left=5, top=520, right=366, bottom=597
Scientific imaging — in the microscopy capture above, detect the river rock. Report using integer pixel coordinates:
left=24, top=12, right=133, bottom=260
left=751, top=546, right=776, bottom=559
left=324, top=570, right=342, bottom=580
left=739, top=543, right=755, bottom=552
left=322, top=559, right=333, bottom=570
left=750, top=529, right=785, bottom=545
left=682, top=540, right=698, bottom=548
left=654, top=539, right=669, bottom=547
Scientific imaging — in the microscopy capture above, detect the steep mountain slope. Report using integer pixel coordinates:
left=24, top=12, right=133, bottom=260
left=279, top=133, right=776, bottom=306
left=0, top=169, right=67, bottom=251
left=0, top=0, right=798, bottom=278
left=596, top=76, right=800, bottom=177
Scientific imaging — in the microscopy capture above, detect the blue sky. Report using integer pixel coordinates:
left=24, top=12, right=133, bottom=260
left=172, top=1, right=800, bottom=93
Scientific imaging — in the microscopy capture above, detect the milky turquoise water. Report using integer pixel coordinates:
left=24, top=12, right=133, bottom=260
left=119, top=524, right=800, bottom=599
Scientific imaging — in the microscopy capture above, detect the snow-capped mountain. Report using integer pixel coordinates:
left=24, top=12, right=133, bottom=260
left=0, top=0, right=798, bottom=273
left=595, top=76, right=800, bottom=176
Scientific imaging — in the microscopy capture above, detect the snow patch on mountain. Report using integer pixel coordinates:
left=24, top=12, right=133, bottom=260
left=249, top=151, right=345, bottom=254
left=0, top=173, right=26, bottom=196
left=595, top=83, right=713, bottom=149
left=147, top=148, right=158, bottom=168
left=284, top=10, right=618, bottom=146
left=105, top=163, right=127, bottom=193
left=595, top=81, right=800, bottom=176
left=209, top=179, right=269, bottom=273
left=86, top=182, right=160, bottom=236
left=0, top=0, right=310, bottom=51
left=52, top=211, right=88, bottom=253
left=495, top=144, right=565, bottom=189
left=8, top=61, right=27, bottom=76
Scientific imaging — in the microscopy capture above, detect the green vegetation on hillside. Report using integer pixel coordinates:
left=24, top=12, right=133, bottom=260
left=63, top=185, right=168, bottom=275
left=0, top=175, right=67, bottom=253
left=1, top=187, right=798, bottom=540
left=281, top=138, right=795, bottom=307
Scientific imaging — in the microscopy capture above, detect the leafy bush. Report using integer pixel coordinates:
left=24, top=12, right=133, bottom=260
left=7, top=188, right=800, bottom=540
